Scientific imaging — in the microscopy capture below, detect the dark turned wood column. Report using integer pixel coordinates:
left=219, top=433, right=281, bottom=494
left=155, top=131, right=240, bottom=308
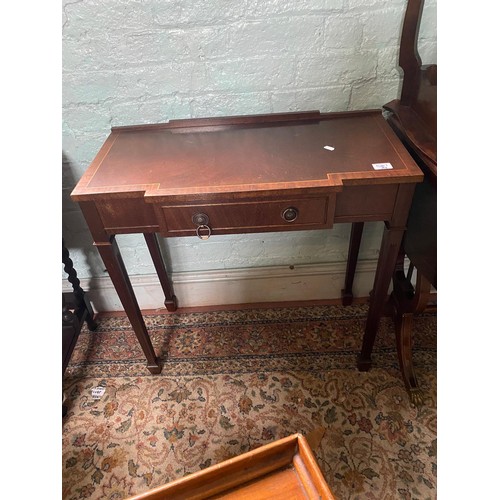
left=79, top=202, right=162, bottom=374
left=62, top=239, right=99, bottom=415
left=62, top=238, right=97, bottom=331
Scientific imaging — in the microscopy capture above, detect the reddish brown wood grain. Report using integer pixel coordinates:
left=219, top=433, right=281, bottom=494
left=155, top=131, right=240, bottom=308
left=124, top=434, right=335, bottom=500
left=71, top=111, right=422, bottom=204
left=71, top=110, right=423, bottom=375
left=158, top=195, right=334, bottom=237
left=380, top=0, right=437, bottom=405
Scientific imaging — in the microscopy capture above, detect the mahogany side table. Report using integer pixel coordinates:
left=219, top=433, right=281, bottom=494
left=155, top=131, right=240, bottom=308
left=71, top=110, right=423, bottom=374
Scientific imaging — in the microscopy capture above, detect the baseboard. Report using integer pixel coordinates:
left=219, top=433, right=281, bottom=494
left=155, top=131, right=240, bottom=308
left=62, top=260, right=380, bottom=312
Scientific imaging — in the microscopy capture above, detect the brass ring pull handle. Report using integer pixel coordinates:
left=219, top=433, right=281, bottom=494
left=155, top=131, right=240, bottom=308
left=281, top=207, right=299, bottom=222
left=196, top=224, right=212, bottom=240
left=192, top=213, right=211, bottom=239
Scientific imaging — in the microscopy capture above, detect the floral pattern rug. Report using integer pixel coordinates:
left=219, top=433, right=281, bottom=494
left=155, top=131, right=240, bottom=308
left=63, top=304, right=437, bottom=499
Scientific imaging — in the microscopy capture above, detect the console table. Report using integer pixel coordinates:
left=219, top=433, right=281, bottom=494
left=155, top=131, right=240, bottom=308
left=71, top=110, right=423, bottom=374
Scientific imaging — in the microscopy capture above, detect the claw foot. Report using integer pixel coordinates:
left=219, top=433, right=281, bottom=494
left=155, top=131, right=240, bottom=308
left=408, top=387, right=424, bottom=407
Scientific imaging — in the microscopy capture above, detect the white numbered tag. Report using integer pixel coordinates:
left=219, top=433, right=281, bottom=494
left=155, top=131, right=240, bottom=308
left=372, top=162, right=393, bottom=170
left=92, top=386, right=106, bottom=400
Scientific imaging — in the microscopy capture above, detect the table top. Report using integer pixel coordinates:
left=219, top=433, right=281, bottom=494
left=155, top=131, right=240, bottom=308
left=72, top=110, right=422, bottom=202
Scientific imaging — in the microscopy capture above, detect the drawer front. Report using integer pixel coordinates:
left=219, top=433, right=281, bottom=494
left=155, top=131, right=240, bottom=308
left=334, top=184, right=398, bottom=222
left=97, top=198, right=159, bottom=234
left=156, top=196, right=335, bottom=237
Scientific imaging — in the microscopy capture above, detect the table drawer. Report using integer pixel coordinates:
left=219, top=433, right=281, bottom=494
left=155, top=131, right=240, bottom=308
left=96, top=198, right=159, bottom=234
left=155, top=195, right=335, bottom=237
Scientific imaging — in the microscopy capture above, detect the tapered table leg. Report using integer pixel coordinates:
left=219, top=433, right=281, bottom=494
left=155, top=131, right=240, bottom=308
left=357, top=223, right=406, bottom=371
left=357, top=183, right=415, bottom=372
left=95, top=236, right=162, bottom=374
left=341, top=222, right=364, bottom=305
left=144, top=233, right=177, bottom=312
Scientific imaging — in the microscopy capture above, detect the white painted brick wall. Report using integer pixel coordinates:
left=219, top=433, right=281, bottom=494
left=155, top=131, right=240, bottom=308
left=62, top=0, right=437, bottom=283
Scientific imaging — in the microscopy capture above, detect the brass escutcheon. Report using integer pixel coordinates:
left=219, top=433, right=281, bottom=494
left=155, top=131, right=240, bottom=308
left=282, top=207, right=299, bottom=222
left=192, top=213, right=209, bottom=226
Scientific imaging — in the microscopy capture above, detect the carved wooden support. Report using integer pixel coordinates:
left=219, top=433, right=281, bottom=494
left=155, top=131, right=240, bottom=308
left=62, top=239, right=97, bottom=330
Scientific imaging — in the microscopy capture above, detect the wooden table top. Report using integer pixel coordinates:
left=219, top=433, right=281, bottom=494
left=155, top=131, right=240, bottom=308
left=72, top=110, right=422, bottom=202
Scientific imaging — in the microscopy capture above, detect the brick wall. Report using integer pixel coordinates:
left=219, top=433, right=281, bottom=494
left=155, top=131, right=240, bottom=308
left=62, top=0, right=437, bottom=281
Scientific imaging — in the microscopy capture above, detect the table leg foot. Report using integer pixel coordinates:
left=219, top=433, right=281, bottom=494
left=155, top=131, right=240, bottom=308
left=165, top=295, right=178, bottom=312
left=357, top=354, right=372, bottom=372
left=341, top=289, right=353, bottom=306
left=86, top=316, right=98, bottom=331
left=144, top=233, right=177, bottom=312
left=147, top=362, right=163, bottom=375
left=95, top=236, right=161, bottom=372
left=408, top=387, right=425, bottom=407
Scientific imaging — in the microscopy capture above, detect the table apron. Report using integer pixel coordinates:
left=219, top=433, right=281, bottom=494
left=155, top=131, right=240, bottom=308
left=95, top=183, right=401, bottom=237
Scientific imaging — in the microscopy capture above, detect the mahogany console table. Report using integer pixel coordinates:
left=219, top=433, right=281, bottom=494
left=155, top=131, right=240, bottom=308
left=71, top=110, right=423, bottom=374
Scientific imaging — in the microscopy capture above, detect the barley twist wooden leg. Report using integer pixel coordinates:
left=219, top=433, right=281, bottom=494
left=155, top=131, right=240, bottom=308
left=62, top=238, right=97, bottom=331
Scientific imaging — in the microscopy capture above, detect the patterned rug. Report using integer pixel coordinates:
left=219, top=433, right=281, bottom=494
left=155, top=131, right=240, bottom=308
left=62, top=304, right=437, bottom=499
